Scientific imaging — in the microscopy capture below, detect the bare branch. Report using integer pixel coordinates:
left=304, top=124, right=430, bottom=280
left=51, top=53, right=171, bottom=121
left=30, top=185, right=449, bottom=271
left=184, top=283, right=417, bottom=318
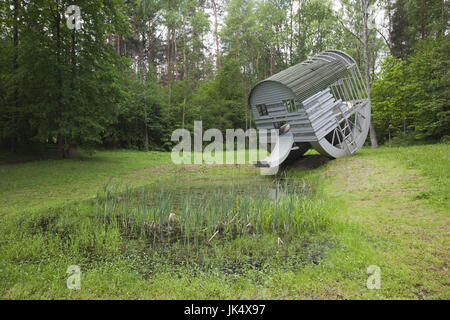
left=335, top=14, right=364, bottom=45
left=375, top=27, right=393, bottom=55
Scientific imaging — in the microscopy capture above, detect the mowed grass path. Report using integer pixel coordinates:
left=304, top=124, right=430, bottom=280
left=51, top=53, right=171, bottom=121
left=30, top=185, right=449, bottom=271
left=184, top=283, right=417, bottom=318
left=0, top=145, right=448, bottom=299
left=315, top=145, right=449, bottom=299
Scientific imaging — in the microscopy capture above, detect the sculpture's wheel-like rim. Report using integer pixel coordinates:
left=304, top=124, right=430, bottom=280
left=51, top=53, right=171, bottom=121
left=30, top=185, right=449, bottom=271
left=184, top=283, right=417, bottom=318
left=311, top=101, right=371, bottom=159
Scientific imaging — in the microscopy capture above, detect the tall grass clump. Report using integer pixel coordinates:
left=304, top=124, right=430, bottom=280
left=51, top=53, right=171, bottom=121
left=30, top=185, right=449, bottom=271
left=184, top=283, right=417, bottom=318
left=93, top=177, right=336, bottom=248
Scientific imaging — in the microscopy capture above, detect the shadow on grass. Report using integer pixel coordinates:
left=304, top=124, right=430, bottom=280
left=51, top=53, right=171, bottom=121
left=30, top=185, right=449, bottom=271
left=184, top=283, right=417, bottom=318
left=281, top=155, right=332, bottom=172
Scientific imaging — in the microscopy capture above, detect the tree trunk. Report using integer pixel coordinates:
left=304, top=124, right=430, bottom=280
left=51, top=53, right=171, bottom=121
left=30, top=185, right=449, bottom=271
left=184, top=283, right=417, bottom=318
left=264, top=56, right=267, bottom=78
left=70, top=29, right=76, bottom=93
left=442, top=0, right=445, bottom=36
left=144, top=106, right=149, bottom=151
left=69, top=28, right=77, bottom=151
left=142, top=33, right=149, bottom=151
left=317, top=17, right=322, bottom=53
left=173, top=30, right=178, bottom=81
left=167, top=28, right=171, bottom=106
left=235, top=34, right=239, bottom=60
left=55, top=10, right=65, bottom=158
left=182, top=16, right=187, bottom=129
left=361, top=0, right=378, bottom=148
left=421, top=0, right=425, bottom=42
left=11, top=0, right=20, bottom=152
left=256, top=56, right=260, bottom=81
left=297, top=0, right=304, bottom=61
left=211, top=0, right=221, bottom=69
left=275, top=25, right=281, bottom=64
left=202, top=44, right=207, bottom=81
left=290, top=0, right=293, bottom=64
left=270, top=45, right=274, bottom=76
left=147, top=33, right=152, bottom=67
left=388, top=128, right=391, bottom=148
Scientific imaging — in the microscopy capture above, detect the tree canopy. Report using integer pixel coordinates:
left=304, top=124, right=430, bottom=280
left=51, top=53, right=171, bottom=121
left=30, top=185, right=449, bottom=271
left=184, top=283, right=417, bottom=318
left=0, top=0, right=448, bottom=156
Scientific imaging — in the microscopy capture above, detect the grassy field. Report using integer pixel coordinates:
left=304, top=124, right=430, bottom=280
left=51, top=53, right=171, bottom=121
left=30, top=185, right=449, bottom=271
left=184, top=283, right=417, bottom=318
left=0, top=145, right=448, bottom=299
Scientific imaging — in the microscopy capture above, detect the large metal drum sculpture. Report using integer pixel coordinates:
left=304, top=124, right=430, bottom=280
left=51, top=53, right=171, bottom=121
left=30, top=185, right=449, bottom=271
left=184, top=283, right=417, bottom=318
left=248, top=50, right=371, bottom=168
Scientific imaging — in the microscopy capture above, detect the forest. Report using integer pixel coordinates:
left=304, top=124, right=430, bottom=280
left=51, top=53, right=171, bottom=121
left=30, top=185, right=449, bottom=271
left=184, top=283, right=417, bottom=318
left=0, top=0, right=448, bottom=157
left=0, top=0, right=449, bottom=301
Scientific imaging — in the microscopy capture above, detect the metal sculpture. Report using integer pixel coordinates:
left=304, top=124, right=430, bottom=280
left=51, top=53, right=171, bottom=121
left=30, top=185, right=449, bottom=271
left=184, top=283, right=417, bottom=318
left=248, top=50, right=371, bottom=167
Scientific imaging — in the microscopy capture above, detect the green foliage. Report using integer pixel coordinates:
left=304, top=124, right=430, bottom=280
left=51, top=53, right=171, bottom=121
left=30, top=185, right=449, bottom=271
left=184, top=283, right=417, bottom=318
left=0, top=0, right=129, bottom=154
left=165, top=57, right=246, bottom=134
left=372, top=36, right=450, bottom=144
left=390, top=0, right=448, bottom=59
left=0, top=0, right=447, bottom=153
left=105, top=67, right=167, bottom=150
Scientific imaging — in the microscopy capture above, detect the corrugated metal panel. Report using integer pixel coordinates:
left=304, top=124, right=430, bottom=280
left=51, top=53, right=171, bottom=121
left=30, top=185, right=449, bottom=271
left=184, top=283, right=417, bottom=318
left=253, top=97, right=317, bottom=141
left=248, top=50, right=353, bottom=108
left=303, top=88, right=340, bottom=140
left=254, top=113, right=310, bottom=126
left=292, top=133, right=317, bottom=142
left=249, top=50, right=361, bottom=144
left=258, top=60, right=349, bottom=104
left=249, top=82, right=294, bottom=106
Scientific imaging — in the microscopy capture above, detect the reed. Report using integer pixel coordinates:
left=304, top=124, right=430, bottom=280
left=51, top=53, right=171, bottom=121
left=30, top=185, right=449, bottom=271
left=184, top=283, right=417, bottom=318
left=92, top=177, right=334, bottom=247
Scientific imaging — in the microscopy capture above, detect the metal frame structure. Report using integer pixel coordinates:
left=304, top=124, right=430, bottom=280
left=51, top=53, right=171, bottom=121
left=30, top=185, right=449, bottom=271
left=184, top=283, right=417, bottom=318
left=248, top=50, right=371, bottom=161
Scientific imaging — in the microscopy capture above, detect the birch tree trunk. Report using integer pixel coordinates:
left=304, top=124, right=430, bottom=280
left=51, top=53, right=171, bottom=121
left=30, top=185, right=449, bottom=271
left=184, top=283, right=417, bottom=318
left=361, top=0, right=378, bottom=148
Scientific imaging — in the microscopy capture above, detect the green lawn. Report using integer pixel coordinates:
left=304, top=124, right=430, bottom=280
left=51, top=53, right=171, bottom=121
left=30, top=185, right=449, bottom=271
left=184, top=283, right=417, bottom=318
left=0, top=145, right=448, bottom=299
